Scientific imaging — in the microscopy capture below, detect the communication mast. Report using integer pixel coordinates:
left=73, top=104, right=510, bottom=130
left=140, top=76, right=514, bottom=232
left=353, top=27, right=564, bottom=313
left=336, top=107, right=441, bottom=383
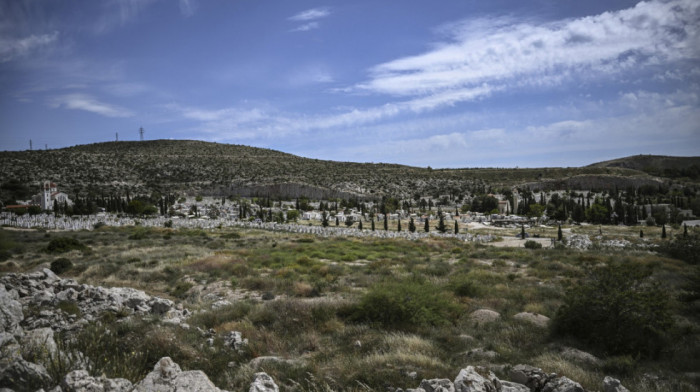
left=139, top=127, right=144, bottom=141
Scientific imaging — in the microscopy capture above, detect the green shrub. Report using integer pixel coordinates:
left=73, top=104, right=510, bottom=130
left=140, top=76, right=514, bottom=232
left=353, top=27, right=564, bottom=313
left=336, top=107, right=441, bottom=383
left=551, top=263, right=673, bottom=358
left=449, top=275, right=481, bottom=297
left=45, top=237, right=87, bottom=253
left=50, top=258, right=73, bottom=274
left=602, top=355, right=637, bottom=376
left=658, top=233, right=699, bottom=264
left=524, top=240, right=542, bottom=249
left=348, top=279, right=460, bottom=329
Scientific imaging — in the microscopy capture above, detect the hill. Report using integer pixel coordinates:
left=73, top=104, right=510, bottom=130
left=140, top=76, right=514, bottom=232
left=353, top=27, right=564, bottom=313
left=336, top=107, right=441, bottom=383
left=0, top=140, right=676, bottom=199
left=589, top=154, right=700, bottom=179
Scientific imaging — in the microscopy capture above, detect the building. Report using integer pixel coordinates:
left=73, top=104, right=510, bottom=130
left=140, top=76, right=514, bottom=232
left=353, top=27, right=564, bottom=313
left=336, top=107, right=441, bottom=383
left=32, top=181, right=73, bottom=211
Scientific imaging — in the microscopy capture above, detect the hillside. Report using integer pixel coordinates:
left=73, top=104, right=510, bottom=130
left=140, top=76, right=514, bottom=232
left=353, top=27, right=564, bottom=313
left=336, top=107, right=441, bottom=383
left=0, top=140, right=671, bottom=199
left=589, top=155, right=700, bottom=179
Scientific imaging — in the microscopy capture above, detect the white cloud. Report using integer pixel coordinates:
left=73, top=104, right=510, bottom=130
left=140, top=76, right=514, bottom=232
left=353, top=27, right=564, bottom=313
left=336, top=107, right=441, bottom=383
left=355, top=0, right=700, bottom=98
left=290, top=22, right=319, bottom=32
left=0, top=32, right=59, bottom=62
left=50, top=94, right=134, bottom=117
left=288, top=8, right=330, bottom=22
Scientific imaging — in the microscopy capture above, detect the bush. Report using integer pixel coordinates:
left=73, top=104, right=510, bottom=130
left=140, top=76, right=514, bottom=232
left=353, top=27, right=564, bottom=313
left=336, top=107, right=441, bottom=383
left=45, top=237, right=87, bottom=253
left=524, top=240, right=542, bottom=249
left=449, top=276, right=481, bottom=297
left=348, top=279, right=460, bottom=329
left=50, top=258, right=73, bottom=274
left=551, top=263, right=673, bottom=358
left=658, top=233, right=699, bottom=264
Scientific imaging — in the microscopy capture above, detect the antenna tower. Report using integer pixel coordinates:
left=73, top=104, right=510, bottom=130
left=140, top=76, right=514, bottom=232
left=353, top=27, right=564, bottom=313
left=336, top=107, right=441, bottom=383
left=139, top=127, right=144, bottom=141
left=116, top=132, right=119, bottom=142
left=29, top=139, right=32, bottom=150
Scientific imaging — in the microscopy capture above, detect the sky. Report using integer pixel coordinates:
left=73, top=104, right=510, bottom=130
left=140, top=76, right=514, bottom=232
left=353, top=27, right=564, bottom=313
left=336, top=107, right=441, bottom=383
left=0, top=0, right=699, bottom=168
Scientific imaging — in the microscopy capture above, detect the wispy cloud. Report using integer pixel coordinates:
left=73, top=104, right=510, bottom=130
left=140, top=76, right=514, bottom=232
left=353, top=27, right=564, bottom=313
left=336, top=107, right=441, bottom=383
left=288, top=8, right=330, bottom=22
left=355, top=0, right=700, bottom=99
left=179, top=0, right=198, bottom=17
left=288, top=7, right=330, bottom=32
left=50, top=94, right=134, bottom=117
left=0, top=31, right=59, bottom=63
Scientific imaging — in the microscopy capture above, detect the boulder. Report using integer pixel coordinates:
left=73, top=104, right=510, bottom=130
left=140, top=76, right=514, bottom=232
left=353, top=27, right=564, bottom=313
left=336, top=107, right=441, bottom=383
left=453, top=366, right=497, bottom=392
left=513, top=312, right=550, bottom=328
left=510, top=364, right=554, bottom=391
left=560, top=347, right=601, bottom=367
left=133, top=357, right=227, bottom=392
left=62, top=370, right=132, bottom=392
left=468, top=310, right=500, bottom=324
left=0, top=333, right=21, bottom=364
left=0, top=286, right=23, bottom=334
left=464, top=348, right=498, bottom=361
left=419, top=378, right=455, bottom=392
left=603, top=376, right=629, bottom=392
left=0, top=358, right=52, bottom=392
left=496, top=380, right=529, bottom=392
left=249, top=372, right=279, bottom=392
left=542, top=376, right=584, bottom=392
left=21, top=328, right=58, bottom=361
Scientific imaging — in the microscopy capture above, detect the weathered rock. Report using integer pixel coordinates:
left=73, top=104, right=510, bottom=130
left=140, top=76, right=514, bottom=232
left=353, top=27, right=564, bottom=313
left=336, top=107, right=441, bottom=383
left=248, top=372, right=279, bottom=392
left=603, top=376, right=629, bottom=392
left=496, top=380, right=529, bottom=392
left=133, top=357, right=227, bottom=392
left=0, top=358, right=52, bottom=392
left=510, top=364, right=554, bottom=391
left=419, top=378, right=455, bottom=392
left=0, top=333, right=21, bottom=364
left=453, top=366, right=497, bottom=392
left=542, top=376, right=584, bottom=392
left=62, top=370, right=132, bottom=392
left=513, top=312, right=550, bottom=328
left=0, top=286, right=23, bottom=334
left=223, top=331, right=248, bottom=353
left=21, top=328, right=58, bottom=360
left=248, top=356, right=305, bottom=369
left=468, top=309, right=500, bottom=324
left=560, top=347, right=601, bottom=367
left=464, top=348, right=498, bottom=361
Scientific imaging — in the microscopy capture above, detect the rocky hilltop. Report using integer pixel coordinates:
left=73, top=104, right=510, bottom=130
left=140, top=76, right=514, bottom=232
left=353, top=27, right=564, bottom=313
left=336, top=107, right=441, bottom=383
left=0, top=140, right=668, bottom=199
left=1, top=268, right=632, bottom=392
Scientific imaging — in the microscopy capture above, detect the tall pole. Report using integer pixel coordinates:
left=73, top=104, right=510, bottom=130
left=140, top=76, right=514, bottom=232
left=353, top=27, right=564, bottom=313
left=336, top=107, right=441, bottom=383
left=139, top=127, right=144, bottom=141
left=29, top=139, right=32, bottom=150
left=116, top=132, right=119, bottom=142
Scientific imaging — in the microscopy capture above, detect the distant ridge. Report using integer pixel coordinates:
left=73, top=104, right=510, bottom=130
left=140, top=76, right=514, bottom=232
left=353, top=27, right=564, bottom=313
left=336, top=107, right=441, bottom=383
left=0, top=140, right=691, bottom=198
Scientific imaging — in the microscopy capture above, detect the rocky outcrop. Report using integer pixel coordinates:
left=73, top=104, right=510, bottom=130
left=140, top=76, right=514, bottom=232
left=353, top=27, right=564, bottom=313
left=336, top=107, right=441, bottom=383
left=513, top=313, right=550, bottom=328
left=248, top=372, right=279, bottom=392
left=602, top=377, right=629, bottom=392
left=0, top=269, right=190, bottom=333
left=469, top=309, right=501, bottom=324
left=133, top=357, right=227, bottom=392
left=62, top=369, right=133, bottom=392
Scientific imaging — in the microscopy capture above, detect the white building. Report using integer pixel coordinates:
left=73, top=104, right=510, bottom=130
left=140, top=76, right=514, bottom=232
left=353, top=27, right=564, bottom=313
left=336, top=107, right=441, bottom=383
left=32, top=181, right=73, bottom=211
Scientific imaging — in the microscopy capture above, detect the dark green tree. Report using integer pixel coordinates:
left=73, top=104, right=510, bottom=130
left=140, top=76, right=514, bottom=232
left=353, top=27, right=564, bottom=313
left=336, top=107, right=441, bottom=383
left=454, top=220, right=459, bottom=234
left=321, top=211, right=329, bottom=227
left=558, top=225, right=563, bottom=241
left=358, top=221, right=363, bottom=230
left=640, top=229, right=644, bottom=238
left=424, top=217, right=429, bottom=233
left=371, top=218, right=375, bottom=231
left=397, top=219, right=402, bottom=232
left=662, top=224, right=667, bottom=239
left=335, top=216, right=339, bottom=226
left=384, top=214, right=388, bottom=231
left=409, top=217, right=416, bottom=233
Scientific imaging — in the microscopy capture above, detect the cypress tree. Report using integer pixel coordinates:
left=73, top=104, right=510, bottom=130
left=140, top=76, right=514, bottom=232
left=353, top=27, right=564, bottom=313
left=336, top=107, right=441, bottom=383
left=436, top=212, right=447, bottom=233
left=640, top=229, right=644, bottom=238
left=662, top=224, right=667, bottom=239
left=557, top=224, right=563, bottom=241
left=371, top=218, right=375, bottom=231
left=359, top=221, right=363, bottom=230
left=321, top=211, right=329, bottom=227
left=409, top=217, right=416, bottom=233
left=424, top=217, right=429, bottom=233
left=521, top=224, right=526, bottom=239
left=454, top=220, right=459, bottom=234
left=384, top=214, right=388, bottom=231
left=397, top=219, right=402, bottom=232
left=335, top=216, right=339, bottom=226
left=684, top=224, right=688, bottom=237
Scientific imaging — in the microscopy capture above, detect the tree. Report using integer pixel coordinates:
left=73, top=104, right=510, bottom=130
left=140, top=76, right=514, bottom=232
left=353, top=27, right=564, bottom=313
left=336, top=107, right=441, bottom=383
left=684, top=224, right=688, bottom=237
left=521, top=224, right=526, bottom=239
left=371, top=218, right=375, bottom=231
left=397, top=219, right=402, bottom=232
left=640, top=229, right=644, bottom=238
left=585, top=204, right=608, bottom=224
left=424, top=217, right=429, bottom=233
left=662, top=224, right=667, bottom=239
left=335, top=216, right=339, bottom=226
left=528, top=204, right=545, bottom=219
left=286, top=210, right=299, bottom=222
left=558, top=225, right=563, bottom=241
left=435, top=212, right=447, bottom=233
left=409, top=217, right=416, bottom=233
left=345, top=216, right=354, bottom=227
left=321, top=211, right=329, bottom=227
left=358, top=221, right=363, bottom=230
left=454, top=220, right=459, bottom=234
left=384, top=214, right=388, bottom=231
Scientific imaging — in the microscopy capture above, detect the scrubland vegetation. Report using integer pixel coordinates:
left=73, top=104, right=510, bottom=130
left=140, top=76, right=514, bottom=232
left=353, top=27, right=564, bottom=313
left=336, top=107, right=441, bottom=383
left=1, top=224, right=698, bottom=391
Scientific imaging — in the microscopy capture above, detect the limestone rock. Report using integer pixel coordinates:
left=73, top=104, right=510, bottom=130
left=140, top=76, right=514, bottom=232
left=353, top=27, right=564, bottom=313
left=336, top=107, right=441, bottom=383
left=249, top=372, right=279, bottom=392
left=453, top=366, right=497, bottom=392
left=0, top=285, right=23, bottom=334
left=468, top=309, right=500, bottom=324
left=497, top=380, right=529, bottom=392
left=21, top=328, right=58, bottom=360
left=542, top=376, right=584, bottom=392
left=0, top=333, right=21, bottom=363
left=223, top=331, right=248, bottom=353
left=62, top=370, right=132, bottom=392
left=0, top=358, right=51, bottom=392
left=464, top=348, right=498, bottom=361
left=510, top=364, right=554, bottom=391
left=133, top=357, right=227, bottom=392
left=513, top=312, right=550, bottom=328
left=560, top=347, right=601, bottom=367
left=603, top=376, right=629, bottom=392
left=419, top=378, right=455, bottom=392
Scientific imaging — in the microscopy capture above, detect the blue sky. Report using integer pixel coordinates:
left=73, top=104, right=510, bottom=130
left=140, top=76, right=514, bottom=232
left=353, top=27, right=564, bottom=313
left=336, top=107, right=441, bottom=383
left=1, top=0, right=698, bottom=167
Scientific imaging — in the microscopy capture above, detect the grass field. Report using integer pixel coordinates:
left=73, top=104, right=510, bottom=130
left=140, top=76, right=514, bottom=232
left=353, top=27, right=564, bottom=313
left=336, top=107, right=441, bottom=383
left=0, top=223, right=697, bottom=391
